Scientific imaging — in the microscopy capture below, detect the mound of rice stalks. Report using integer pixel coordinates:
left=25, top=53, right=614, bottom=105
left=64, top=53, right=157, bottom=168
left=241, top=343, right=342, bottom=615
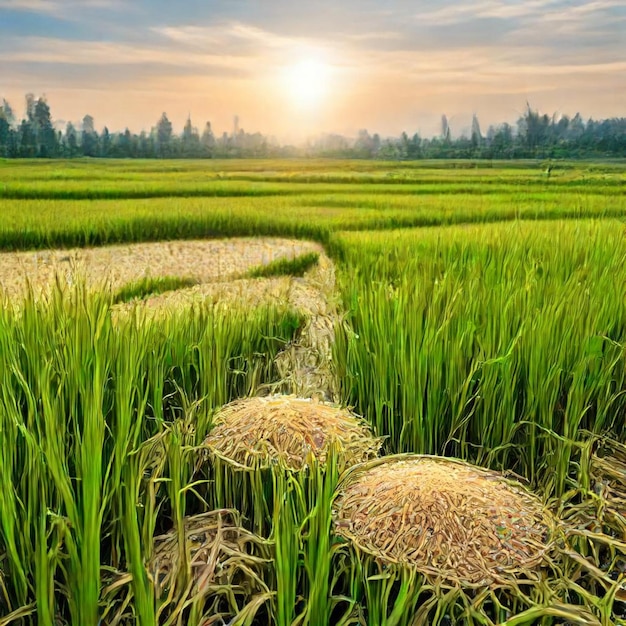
left=148, top=510, right=270, bottom=619
left=334, top=456, right=557, bottom=587
left=203, top=395, right=380, bottom=471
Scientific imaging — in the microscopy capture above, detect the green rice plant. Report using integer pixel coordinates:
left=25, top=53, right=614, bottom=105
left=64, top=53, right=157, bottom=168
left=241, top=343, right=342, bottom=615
left=0, top=280, right=301, bottom=625
left=113, top=276, right=198, bottom=303
left=201, top=440, right=343, bottom=625
left=349, top=558, right=426, bottom=626
left=272, top=472, right=301, bottom=626
left=299, top=450, right=338, bottom=626
left=246, top=252, right=320, bottom=279
left=0, top=159, right=625, bottom=255
left=333, top=219, right=626, bottom=495
left=1, top=188, right=625, bottom=253
left=268, top=453, right=342, bottom=626
left=1, top=159, right=624, bottom=202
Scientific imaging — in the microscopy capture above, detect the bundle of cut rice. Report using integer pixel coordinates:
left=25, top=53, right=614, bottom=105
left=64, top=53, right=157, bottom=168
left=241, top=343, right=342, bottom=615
left=203, top=395, right=380, bottom=471
left=334, top=455, right=557, bottom=587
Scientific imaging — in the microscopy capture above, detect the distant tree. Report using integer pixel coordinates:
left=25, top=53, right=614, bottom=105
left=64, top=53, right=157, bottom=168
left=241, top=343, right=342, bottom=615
left=378, top=138, right=402, bottom=160
left=398, top=131, right=411, bottom=159
left=407, top=133, right=422, bottom=159
left=181, top=115, right=201, bottom=158
left=372, top=133, right=381, bottom=156
left=489, top=123, right=515, bottom=158
left=82, top=114, right=95, bottom=134
left=64, top=122, right=79, bottom=157
left=25, top=93, right=36, bottom=123
left=517, top=103, right=552, bottom=156
left=33, top=97, right=58, bottom=157
left=441, top=114, right=451, bottom=143
left=354, top=129, right=375, bottom=158
left=217, top=131, right=231, bottom=157
left=155, top=112, right=172, bottom=157
left=0, top=109, right=9, bottom=157
left=0, top=93, right=625, bottom=160
left=18, top=119, right=36, bottom=157
left=132, top=131, right=150, bottom=159
left=471, top=114, right=483, bottom=152
left=101, top=126, right=111, bottom=157
left=1, top=99, right=15, bottom=126
left=201, top=121, right=215, bottom=157
left=568, top=113, right=585, bottom=141
left=114, top=129, right=130, bottom=157
left=81, top=114, right=99, bottom=157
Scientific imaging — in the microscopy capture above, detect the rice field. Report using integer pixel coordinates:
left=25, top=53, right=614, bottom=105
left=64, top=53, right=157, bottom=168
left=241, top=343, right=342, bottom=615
left=0, top=159, right=625, bottom=625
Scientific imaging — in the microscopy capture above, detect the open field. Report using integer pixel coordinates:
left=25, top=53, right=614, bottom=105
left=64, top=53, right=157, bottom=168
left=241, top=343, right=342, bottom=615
left=0, top=159, right=625, bottom=625
left=0, top=159, right=624, bottom=250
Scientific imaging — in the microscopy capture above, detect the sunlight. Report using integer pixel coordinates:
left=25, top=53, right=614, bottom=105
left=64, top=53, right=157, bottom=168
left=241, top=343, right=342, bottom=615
left=283, top=57, right=331, bottom=109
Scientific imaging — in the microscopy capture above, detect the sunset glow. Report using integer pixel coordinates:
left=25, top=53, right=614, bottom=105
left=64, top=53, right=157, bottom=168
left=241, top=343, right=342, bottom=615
left=284, top=58, right=332, bottom=110
left=0, top=1, right=624, bottom=139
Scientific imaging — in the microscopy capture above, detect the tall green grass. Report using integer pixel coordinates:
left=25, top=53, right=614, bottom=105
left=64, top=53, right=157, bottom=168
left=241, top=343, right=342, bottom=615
left=0, top=159, right=624, bottom=253
left=0, top=284, right=300, bottom=625
left=246, top=252, right=320, bottom=279
left=333, top=219, right=626, bottom=495
left=1, top=158, right=624, bottom=190
left=0, top=189, right=625, bottom=252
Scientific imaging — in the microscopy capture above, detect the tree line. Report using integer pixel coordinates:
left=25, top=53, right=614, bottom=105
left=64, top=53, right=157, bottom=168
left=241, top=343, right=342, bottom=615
left=0, top=95, right=624, bottom=159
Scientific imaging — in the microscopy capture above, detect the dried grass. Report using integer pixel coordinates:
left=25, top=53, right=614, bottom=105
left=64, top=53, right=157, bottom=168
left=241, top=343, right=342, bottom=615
left=0, top=238, right=322, bottom=299
left=334, top=455, right=557, bottom=587
left=203, top=395, right=380, bottom=471
left=148, top=510, right=269, bottom=601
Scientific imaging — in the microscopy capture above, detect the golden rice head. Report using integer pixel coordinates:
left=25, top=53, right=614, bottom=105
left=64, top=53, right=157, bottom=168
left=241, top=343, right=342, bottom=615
left=204, top=395, right=380, bottom=471
left=334, top=456, right=558, bottom=587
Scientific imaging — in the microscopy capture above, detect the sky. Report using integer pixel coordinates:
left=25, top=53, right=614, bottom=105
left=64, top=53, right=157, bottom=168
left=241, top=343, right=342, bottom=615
left=1, top=0, right=625, bottom=140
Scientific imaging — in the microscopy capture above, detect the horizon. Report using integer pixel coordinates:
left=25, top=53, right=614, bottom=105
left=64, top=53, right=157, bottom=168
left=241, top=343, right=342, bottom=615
left=1, top=1, right=625, bottom=141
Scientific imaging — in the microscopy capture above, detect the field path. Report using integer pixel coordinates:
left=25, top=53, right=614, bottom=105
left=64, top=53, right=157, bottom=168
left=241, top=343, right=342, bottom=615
left=272, top=250, right=341, bottom=401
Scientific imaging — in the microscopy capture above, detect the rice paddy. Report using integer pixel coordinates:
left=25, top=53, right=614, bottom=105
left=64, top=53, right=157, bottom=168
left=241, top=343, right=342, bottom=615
left=0, top=158, right=625, bottom=625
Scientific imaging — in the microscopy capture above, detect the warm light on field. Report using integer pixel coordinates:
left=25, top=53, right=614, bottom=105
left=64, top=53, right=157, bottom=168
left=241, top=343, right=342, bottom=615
left=283, top=57, right=332, bottom=109
left=1, top=160, right=625, bottom=625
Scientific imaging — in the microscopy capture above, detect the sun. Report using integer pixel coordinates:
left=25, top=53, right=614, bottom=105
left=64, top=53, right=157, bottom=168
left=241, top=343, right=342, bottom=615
left=284, top=58, right=331, bottom=109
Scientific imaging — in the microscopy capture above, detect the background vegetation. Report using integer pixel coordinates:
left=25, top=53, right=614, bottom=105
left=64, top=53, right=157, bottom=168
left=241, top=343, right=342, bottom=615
left=1, top=95, right=625, bottom=159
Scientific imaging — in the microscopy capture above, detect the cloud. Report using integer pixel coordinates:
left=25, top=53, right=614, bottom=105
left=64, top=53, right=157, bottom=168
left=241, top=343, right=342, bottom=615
left=0, top=0, right=124, bottom=14
left=1, top=35, right=254, bottom=74
left=151, top=22, right=319, bottom=56
left=1, top=1, right=624, bottom=137
left=414, top=0, right=626, bottom=25
left=414, top=0, right=560, bottom=24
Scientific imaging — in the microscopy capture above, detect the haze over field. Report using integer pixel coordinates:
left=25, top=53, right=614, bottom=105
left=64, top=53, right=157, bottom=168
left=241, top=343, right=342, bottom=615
left=1, top=0, right=625, bottom=139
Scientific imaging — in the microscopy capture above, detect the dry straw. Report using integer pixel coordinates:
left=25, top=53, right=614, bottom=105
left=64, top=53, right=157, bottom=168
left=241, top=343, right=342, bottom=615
left=148, top=510, right=269, bottom=600
left=203, top=395, right=380, bottom=471
left=334, top=455, right=558, bottom=587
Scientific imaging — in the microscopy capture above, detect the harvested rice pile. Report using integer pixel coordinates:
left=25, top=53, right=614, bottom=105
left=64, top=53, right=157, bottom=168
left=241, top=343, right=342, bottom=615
left=334, top=456, right=557, bottom=587
left=204, top=395, right=380, bottom=471
left=148, top=510, right=268, bottom=599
